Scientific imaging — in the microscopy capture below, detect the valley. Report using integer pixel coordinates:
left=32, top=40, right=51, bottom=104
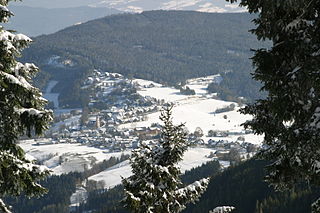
left=7, top=10, right=268, bottom=212
left=18, top=70, right=263, bottom=210
left=20, top=70, right=262, bottom=197
left=21, top=11, right=266, bottom=108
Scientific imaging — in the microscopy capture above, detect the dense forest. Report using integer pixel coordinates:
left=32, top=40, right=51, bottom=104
left=5, top=155, right=320, bottom=212
left=75, top=160, right=320, bottom=213
left=21, top=11, right=268, bottom=107
left=5, top=155, right=129, bottom=213
left=77, top=160, right=221, bottom=212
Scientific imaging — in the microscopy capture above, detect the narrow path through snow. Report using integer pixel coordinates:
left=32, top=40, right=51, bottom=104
left=43, top=80, right=59, bottom=109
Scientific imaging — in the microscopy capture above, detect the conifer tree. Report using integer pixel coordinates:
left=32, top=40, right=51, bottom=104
left=122, top=106, right=209, bottom=213
left=0, top=1, right=52, bottom=212
left=227, top=0, right=320, bottom=211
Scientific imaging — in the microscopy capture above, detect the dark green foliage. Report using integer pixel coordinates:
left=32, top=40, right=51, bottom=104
left=214, top=104, right=236, bottom=114
left=6, top=172, right=81, bottom=213
left=185, top=159, right=271, bottom=213
left=32, top=70, right=51, bottom=90
left=256, top=188, right=320, bottom=213
left=181, top=160, right=220, bottom=186
left=122, top=107, right=209, bottom=213
left=35, top=203, right=70, bottom=213
left=21, top=11, right=267, bottom=107
left=5, top=154, right=130, bottom=213
left=81, top=159, right=221, bottom=213
left=43, top=66, right=91, bottom=108
left=0, top=1, right=52, bottom=211
left=81, top=185, right=128, bottom=213
left=227, top=0, right=320, bottom=211
left=208, top=70, right=267, bottom=102
left=185, top=159, right=320, bottom=213
left=180, top=86, right=196, bottom=95
left=78, top=159, right=320, bottom=213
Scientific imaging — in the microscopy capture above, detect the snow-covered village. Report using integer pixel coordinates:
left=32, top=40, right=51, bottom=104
left=1, top=46, right=266, bottom=211
left=20, top=70, right=262, bottom=207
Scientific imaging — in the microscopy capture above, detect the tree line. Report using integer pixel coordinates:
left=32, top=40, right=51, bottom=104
left=21, top=11, right=265, bottom=107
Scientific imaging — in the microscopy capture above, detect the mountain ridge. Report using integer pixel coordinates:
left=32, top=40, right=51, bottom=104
left=21, top=11, right=265, bottom=107
left=12, top=0, right=244, bottom=13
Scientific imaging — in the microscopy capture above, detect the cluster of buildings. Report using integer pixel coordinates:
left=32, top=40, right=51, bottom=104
left=85, top=71, right=161, bottom=111
left=41, top=70, right=259, bottom=163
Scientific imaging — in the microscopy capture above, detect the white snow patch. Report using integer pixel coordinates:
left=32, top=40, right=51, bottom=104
left=89, top=147, right=216, bottom=189
left=123, top=76, right=262, bottom=144
left=70, top=187, right=88, bottom=207
left=198, top=4, right=226, bottom=13
left=19, top=140, right=130, bottom=175
left=162, top=0, right=202, bottom=10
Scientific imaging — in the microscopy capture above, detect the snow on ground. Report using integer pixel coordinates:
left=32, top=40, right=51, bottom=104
left=43, top=80, right=59, bottom=109
left=185, top=74, right=222, bottom=95
left=134, top=75, right=221, bottom=102
left=226, top=133, right=263, bottom=145
left=137, top=86, right=188, bottom=102
left=121, top=101, right=249, bottom=133
left=50, top=115, right=81, bottom=132
left=70, top=187, right=88, bottom=207
left=88, top=147, right=216, bottom=189
left=132, top=78, right=162, bottom=88
left=125, top=76, right=263, bottom=144
left=44, top=80, right=58, bottom=94
left=178, top=147, right=216, bottom=171
left=19, top=139, right=129, bottom=175
left=219, top=161, right=231, bottom=169
left=25, top=74, right=263, bottom=191
left=43, top=80, right=81, bottom=116
left=88, top=160, right=132, bottom=189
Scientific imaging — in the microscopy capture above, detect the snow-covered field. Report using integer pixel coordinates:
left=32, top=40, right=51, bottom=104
left=19, top=139, right=129, bottom=175
left=19, top=140, right=218, bottom=190
left=88, top=147, right=216, bottom=189
left=21, top=74, right=263, bottom=191
left=127, top=76, right=263, bottom=145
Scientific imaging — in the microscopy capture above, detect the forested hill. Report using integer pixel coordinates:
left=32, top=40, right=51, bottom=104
left=22, top=11, right=266, bottom=107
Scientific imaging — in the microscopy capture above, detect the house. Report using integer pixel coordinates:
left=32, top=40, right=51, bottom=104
left=135, top=127, right=161, bottom=140
left=214, top=150, right=230, bottom=159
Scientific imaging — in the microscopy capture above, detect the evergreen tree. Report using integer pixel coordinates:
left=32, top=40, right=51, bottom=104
left=122, top=106, right=209, bottom=213
left=227, top=0, right=320, bottom=211
left=0, top=1, right=52, bottom=212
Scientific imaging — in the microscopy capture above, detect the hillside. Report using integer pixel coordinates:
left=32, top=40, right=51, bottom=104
left=5, top=6, right=120, bottom=36
left=21, top=11, right=267, bottom=107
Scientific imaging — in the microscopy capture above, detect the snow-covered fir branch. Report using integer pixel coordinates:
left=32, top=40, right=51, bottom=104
left=0, top=1, right=52, bottom=212
left=122, top=106, right=210, bottom=212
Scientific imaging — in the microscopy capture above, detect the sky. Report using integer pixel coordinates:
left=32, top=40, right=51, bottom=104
left=12, top=0, right=244, bottom=13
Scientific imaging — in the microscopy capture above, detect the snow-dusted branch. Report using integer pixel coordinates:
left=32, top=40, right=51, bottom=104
left=209, top=206, right=235, bottom=213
